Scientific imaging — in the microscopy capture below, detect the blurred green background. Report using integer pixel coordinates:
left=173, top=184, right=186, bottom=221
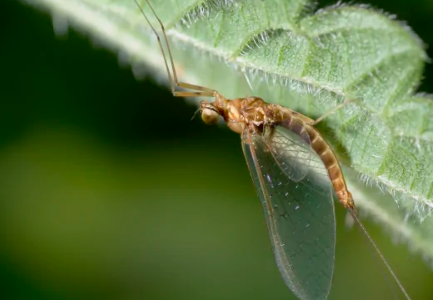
left=2, top=0, right=433, bottom=299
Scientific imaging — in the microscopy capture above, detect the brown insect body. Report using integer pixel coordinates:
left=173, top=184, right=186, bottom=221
left=202, top=92, right=355, bottom=210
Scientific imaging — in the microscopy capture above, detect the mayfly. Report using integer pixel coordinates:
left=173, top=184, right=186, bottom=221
left=134, top=1, right=410, bottom=299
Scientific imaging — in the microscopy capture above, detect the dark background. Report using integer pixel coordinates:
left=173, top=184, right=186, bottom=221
left=1, top=0, right=433, bottom=299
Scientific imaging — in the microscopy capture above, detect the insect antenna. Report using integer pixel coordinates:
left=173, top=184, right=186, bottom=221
left=134, top=0, right=216, bottom=98
left=190, top=108, right=202, bottom=121
left=348, top=207, right=411, bottom=300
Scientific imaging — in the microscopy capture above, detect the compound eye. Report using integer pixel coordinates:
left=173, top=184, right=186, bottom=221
left=201, top=107, right=220, bottom=125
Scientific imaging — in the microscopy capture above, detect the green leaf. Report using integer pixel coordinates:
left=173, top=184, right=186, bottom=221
left=29, top=0, right=433, bottom=261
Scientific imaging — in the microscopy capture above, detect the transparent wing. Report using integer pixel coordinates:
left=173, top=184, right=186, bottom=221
left=242, top=127, right=336, bottom=300
left=265, top=123, right=312, bottom=182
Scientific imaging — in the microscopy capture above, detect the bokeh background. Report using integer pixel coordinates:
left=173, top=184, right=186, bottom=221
left=2, top=0, right=433, bottom=299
